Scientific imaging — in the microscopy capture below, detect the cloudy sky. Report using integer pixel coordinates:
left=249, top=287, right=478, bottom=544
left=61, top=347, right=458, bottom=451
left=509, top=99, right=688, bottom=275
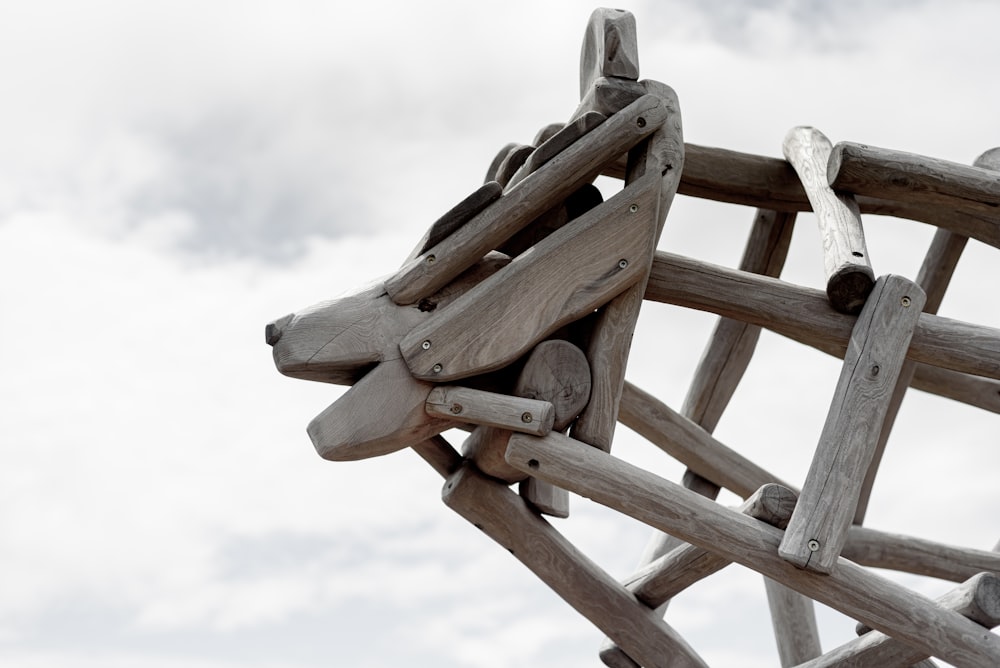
left=1, top=0, right=998, bottom=666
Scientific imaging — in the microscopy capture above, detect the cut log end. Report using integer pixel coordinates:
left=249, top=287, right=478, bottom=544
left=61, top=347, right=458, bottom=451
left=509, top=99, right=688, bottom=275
left=827, top=268, right=876, bottom=314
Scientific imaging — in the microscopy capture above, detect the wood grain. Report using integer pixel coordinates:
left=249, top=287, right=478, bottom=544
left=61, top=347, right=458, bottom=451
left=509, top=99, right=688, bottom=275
left=579, top=7, right=639, bottom=97
left=764, top=576, right=822, bottom=666
left=841, top=526, right=1000, bottom=583
left=406, top=181, right=503, bottom=261
left=504, top=432, right=1000, bottom=667
left=425, top=386, right=554, bottom=435
left=506, top=111, right=606, bottom=189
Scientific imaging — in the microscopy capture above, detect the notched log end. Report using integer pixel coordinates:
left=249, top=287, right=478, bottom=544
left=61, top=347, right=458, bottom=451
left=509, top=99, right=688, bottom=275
left=827, top=269, right=876, bottom=314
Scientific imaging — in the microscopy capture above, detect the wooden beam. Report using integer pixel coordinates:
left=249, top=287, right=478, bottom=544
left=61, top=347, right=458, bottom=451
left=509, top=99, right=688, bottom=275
left=506, top=111, right=607, bottom=189
left=411, top=435, right=463, bottom=478
left=425, top=386, right=554, bottom=435
left=783, top=126, right=874, bottom=313
left=504, top=432, right=1000, bottom=667
left=764, top=577, right=823, bottom=666
left=442, top=464, right=710, bottom=668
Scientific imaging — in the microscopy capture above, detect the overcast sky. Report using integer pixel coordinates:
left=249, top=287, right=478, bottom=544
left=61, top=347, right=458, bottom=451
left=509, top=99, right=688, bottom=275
left=1, top=1, right=998, bottom=666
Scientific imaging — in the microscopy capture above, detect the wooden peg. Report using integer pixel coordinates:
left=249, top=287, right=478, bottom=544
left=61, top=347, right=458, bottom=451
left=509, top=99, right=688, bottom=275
left=406, top=181, right=503, bottom=261
left=783, top=126, right=875, bottom=314
left=780, top=275, right=926, bottom=574
left=579, top=8, right=639, bottom=97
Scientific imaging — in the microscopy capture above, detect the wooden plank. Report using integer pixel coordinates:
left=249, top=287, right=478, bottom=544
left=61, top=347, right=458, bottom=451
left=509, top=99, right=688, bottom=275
left=385, top=93, right=668, bottom=305
left=783, top=126, right=875, bottom=313
left=571, top=79, right=683, bottom=451
left=406, top=181, right=503, bottom=261
left=764, top=577, right=822, bottom=666
left=841, top=526, right=1000, bottom=583
left=579, top=7, right=639, bottom=97
left=425, top=386, right=554, bottom=435
left=503, top=432, right=1000, bottom=667
left=506, top=111, right=606, bottom=189
left=400, top=171, right=662, bottom=382
left=644, top=251, right=1000, bottom=382
left=442, top=463, right=710, bottom=668
left=797, top=573, right=1000, bottom=668
left=828, top=142, right=1000, bottom=217
left=779, top=275, right=926, bottom=573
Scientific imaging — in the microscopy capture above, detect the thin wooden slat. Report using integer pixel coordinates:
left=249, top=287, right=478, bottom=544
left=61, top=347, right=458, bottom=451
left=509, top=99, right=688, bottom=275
left=783, top=126, right=875, bottom=313
left=385, top=93, right=668, bottom=305
left=406, top=181, right=503, bottom=261
left=503, top=432, right=1000, bottom=667
left=505, top=111, right=607, bottom=189
left=400, top=171, right=662, bottom=382
left=425, top=386, right=554, bottom=435
left=442, top=463, right=710, bottom=668
left=797, top=572, right=1000, bottom=668
left=828, top=142, right=1000, bottom=217
left=780, top=275, right=927, bottom=573
left=571, top=79, right=684, bottom=452
left=765, top=577, right=823, bottom=666
left=644, top=251, right=1000, bottom=381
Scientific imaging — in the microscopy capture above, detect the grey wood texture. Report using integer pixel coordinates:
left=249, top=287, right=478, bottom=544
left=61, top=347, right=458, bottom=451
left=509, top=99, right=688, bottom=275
left=579, top=7, right=639, bottom=97
left=498, top=183, right=603, bottom=258
left=484, top=141, right=518, bottom=183
left=504, top=432, right=1000, bottom=667
left=910, top=364, right=1000, bottom=414
left=492, top=144, right=533, bottom=188
left=765, top=577, right=823, bottom=666
left=783, top=126, right=875, bottom=314
left=407, top=181, right=503, bottom=261
left=401, top=172, right=662, bottom=382
left=572, top=79, right=683, bottom=452
left=442, top=463, right=709, bottom=668
left=506, top=111, right=606, bottom=189
left=461, top=426, right=523, bottom=483
left=644, top=251, right=1000, bottom=381
left=425, top=386, right=554, bottom=435
left=840, top=526, right=1000, bottom=583
left=386, top=93, right=667, bottom=305
left=532, top=122, right=564, bottom=146
left=573, top=76, right=646, bottom=120
left=828, top=142, right=1000, bottom=218
left=518, top=476, right=569, bottom=518
left=796, top=573, right=1000, bottom=668
left=780, top=275, right=926, bottom=573
left=410, top=435, right=463, bottom=479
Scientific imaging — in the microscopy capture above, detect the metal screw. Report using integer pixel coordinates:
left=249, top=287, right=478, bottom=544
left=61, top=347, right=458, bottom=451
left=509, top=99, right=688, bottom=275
left=426, top=254, right=436, bottom=264
left=629, top=204, right=638, bottom=213
left=521, top=412, right=533, bottom=424
left=432, top=363, right=443, bottom=374
left=637, top=117, right=646, bottom=128
left=901, top=296, right=911, bottom=307
left=450, top=404, right=462, bottom=414
left=807, top=539, right=821, bottom=552
left=421, top=340, right=431, bottom=350
left=618, top=259, right=628, bottom=270
left=871, top=365, right=880, bottom=376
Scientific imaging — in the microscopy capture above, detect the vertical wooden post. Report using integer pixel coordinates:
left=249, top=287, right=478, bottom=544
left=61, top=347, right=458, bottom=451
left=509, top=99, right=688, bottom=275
left=764, top=578, right=822, bottom=666
left=779, top=275, right=926, bottom=573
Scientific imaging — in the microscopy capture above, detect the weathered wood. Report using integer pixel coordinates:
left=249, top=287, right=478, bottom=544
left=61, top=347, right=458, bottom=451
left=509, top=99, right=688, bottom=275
left=572, top=76, right=646, bottom=120
left=780, top=275, right=926, bottom=573
left=411, top=435, right=463, bottom=478
left=386, top=93, right=668, bottom=305
left=485, top=142, right=518, bottom=183
left=798, top=572, right=1000, bottom=668
left=828, top=142, right=1000, bottom=217
left=504, top=432, right=1000, bottom=667
left=498, top=183, right=603, bottom=258
left=765, top=577, right=822, bottom=666
left=401, top=172, right=662, bottom=382
left=841, top=526, right=1000, bottom=583
left=911, top=364, right=1000, bottom=414
left=783, top=126, right=874, bottom=313
left=624, top=484, right=797, bottom=607
left=493, top=144, right=534, bottom=188
left=579, top=7, right=639, bottom=97
left=519, top=476, right=569, bottom=518
left=442, top=464, right=709, bottom=668
left=407, top=181, right=503, bottom=261
left=461, top=426, right=521, bottom=483
left=644, top=251, right=1000, bottom=381
left=307, top=357, right=451, bottom=461
left=425, top=386, right=554, bottom=435
left=532, top=122, right=565, bottom=146
left=506, top=111, right=607, bottom=189
left=572, top=79, right=683, bottom=451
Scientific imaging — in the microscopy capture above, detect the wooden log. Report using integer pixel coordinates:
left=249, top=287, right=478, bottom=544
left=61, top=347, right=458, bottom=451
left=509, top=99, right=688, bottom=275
left=911, top=364, right=1000, bottom=414
left=572, top=79, right=683, bottom=451
left=425, top=386, right=554, bottom=435
left=764, top=577, right=822, bottom=666
left=411, top=435, right=463, bottom=478
left=828, top=142, right=1000, bottom=218
left=442, top=463, right=710, bottom=668
left=506, top=111, right=606, bottom=189
left=386, top=93, right=668, bottom=305
left=532, top=122, right=565, bottom=146
left=406, top=181, right=503, bottom=261
left=503, top=432, right=1000, bottom=667
left=518, top=476, right=569, bottom=518
left=644, top=251, right=1000, bottom=382
left=400, top=171, right=662, bottom=382
left=485, top=142, right=518, bottom=183
left=798, top=572, right=1000, bottom=668
left=783, top=127, right=874, bottom=313
left=841, top=526, right=1000, bottom=583
left=624, top=484, right=797, bottom=607
left=780, top=275, right=926, bottom=573
left=493, top=144, right=534, bottom=188
left=579, top=7, right=639, bottom=97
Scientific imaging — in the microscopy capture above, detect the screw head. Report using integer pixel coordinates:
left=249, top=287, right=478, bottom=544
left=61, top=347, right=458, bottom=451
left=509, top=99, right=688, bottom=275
left=426, top=254, right=436, bottom=264
left=421, top=340, right=431, bottom=350
left=521, top=412, right=533, bottom=424
left=450, top=403, right=462, bottom=414
left=636, top=117, right=646, bottom=128
left=432, top=363, right=443, bottom=374
left=901, top=296, right=911, bottom=307
left=807, top=539, right=821, bottom=552
left=618, top=259, right=628, bottom=269
left=629, top=204, right=638, bottom=213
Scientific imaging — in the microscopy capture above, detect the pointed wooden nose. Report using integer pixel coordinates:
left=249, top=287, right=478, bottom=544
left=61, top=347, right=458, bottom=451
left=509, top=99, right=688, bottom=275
left=265, top=314, right=294, bottom=346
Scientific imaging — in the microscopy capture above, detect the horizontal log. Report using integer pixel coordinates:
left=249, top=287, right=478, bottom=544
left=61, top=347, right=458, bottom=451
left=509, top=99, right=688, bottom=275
left=842, top=526, right=1000, bottom=583
left=504, top=432, right=1000, bottom=667
left=644, top=251, right=1000, bottom=381
left=829, top=142, right=1000, bottom=218
left=425, top=386, right=554, bottom=435
left=912, top=365, right=1000, bottom=414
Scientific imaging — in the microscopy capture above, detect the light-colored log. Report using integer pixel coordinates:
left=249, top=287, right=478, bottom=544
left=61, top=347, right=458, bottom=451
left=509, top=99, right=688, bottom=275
left=572, top=79, right=683, bottom=451
left=798, top=572, right=1000, bottom=668
left=783, top=126, right=874, bottom=314
left=400, top=171, right=662, bottom=382
left=765, top=577, right=822, bottom=666
left=504, top=432, right=1000, bottom=667
left=411, top=435, right=463, bottom=479
left=386, top=93, right=668, bottom=305
left=579, top=7, right=639, bottom=97
left=828, top=142, right=1000, bottom=217
left=518, top=476, right=569, bottom=518
left=644, top=251, right=1000, bottom=381
left=506, top=111, right=606, bottom=189
left=780, top=275, right=926, bottom=573
left=406, top=181, right=503, bottom=261
left=624, top=484, right=797, bottom=607
left=911, top=364, right=1000, bottom=414
left=425, top=386, right=554, bottom=435
left=840, top=526, right=1000, bottom=583
left=442, top=463, right=710, bottom=668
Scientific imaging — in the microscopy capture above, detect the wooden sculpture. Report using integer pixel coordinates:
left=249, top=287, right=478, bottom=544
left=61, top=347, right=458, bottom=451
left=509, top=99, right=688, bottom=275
left=267, top=8, right=1000, bottom=667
